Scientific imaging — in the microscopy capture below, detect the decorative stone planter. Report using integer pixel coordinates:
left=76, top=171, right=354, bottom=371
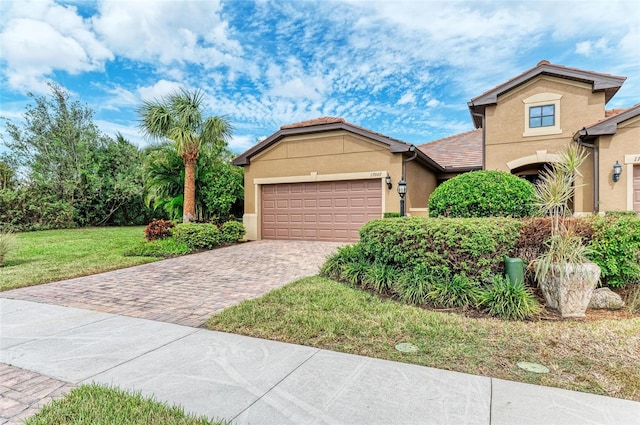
left=539, top=262, right=601, bottom=318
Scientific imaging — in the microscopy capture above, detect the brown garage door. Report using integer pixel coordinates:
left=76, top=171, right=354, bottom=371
left=634, top=165, right=640, bottom=213
left=261, top=179, right=382, bottom=241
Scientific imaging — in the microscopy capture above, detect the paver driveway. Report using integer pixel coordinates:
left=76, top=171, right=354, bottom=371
left=1, top=240, right=342, bottom=327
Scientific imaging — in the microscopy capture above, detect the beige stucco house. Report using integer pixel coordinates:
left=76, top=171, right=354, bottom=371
left=234, top=61, right=639, bottom=241
left=233, top=117, right=442, bottom=241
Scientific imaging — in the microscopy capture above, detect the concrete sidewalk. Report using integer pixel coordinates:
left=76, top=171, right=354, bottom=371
left=1, top=299, right=638, bottom=425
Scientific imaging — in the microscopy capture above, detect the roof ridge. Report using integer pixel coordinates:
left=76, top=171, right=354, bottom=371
left=418, top=128, right=481, bottom=147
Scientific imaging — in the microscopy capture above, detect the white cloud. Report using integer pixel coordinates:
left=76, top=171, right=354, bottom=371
left=94, top=119, right=144, bottom=147
left=397, top=92, right=416, bottom=105
left=0, top=0, right=112, bottom=92
left=228, top=134, right=257, bottom=154
left=92, top=0, right=243, bottom=68
left=137, top=80, right=184, bottom=102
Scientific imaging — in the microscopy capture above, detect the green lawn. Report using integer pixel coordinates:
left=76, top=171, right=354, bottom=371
left=25, top=384, right=228, bottom=425
left=207, top=276, right=640, bottom=401
left=0, top=227, right=159, bottom=291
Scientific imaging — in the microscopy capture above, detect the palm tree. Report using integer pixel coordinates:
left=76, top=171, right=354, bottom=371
left=138, top=89, right=232, bottom=222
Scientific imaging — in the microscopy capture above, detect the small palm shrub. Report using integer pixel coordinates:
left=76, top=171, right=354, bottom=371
left=428, top=170, right=538, bottom=218
left=427, top=273, right=483, bottom=308
left=145, top=219, right=175, bottom=241
left=0, top=230, right=17, bottom=267
left=220, top=220, right=246, bottom=243
left=479, top=275, right=542, bottom=320
left=173, top=223, right=221, bottom=249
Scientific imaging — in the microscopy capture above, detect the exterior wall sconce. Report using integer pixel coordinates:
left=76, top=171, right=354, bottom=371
left=385, top=174, right=392, bottom=189
left=397, top=178, right=407, bottom=216
left=613, top=161, right=622, bottom=182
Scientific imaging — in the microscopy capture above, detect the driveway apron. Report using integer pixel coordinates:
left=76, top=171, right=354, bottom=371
left=1, top=240, right=342, bottom=327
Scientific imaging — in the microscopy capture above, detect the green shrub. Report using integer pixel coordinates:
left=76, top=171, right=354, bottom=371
left=383, top=212, right=401, bottom=218
left=479, top=275, right=542, bottom=320
left=359, top=217, right=522, bottom=281
left=173, top=223, right=222, bottom=250
left=145, top=219, right=175, bottom=241
left=428, top=170, right=538, bottom=218
left=320, top=244, right=368, bottom=281
left=427, top=273, right=483, bottom=308
left=341, top=258, right=370, bottom=286
left=0, top=230, right=17, bottom=267
left=394, top=263, right=438, bottom=305
left=362, top=262, right=397, bottom=293
left=220, top=220, right=246, bottom=243
left=589, top=215, right=640, bottom=287
left=124, top=238, right=191, bottom=257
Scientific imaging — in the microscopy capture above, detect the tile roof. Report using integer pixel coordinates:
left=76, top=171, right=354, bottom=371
left=280, top=116, right=410, bottom=146
left=418, top=129, right=483, bottom=170
left=471, top=60, right=626, bottom=105
left=280, top=117, right=346, bottom=129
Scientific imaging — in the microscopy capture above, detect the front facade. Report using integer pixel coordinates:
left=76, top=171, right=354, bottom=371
left=234, top=61, right=639, bottom=241
left=233, top=118, right=441, bottom=241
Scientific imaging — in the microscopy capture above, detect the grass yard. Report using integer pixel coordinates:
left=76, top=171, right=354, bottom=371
left=25, top=384, right=228, bottom=425
left=207, top=276, right=640, bottom=401
left=0, top=227, right=158, bottom=291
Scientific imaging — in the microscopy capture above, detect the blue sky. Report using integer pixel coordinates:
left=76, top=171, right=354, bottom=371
left=1, top=0, right=639, bottom=154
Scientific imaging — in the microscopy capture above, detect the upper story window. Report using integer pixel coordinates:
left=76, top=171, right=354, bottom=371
left=522, top=93, right=562, bottom=137
left=529, top=105, right=555, bottom=128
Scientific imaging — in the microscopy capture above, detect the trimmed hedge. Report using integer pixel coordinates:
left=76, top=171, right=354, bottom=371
left=589, top=215, right=640, bottom=287
left=220, top=220, right=246, bottom=243
left=173, top=223, right=221, bottom=249
left=428, top=170, right=538, bottom=218
left=359, top=217, right=523, bottom=281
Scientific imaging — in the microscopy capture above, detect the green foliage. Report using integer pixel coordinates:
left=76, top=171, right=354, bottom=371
left=589, top=215, right=640, bottom=287
left=362, top=261, right=397, bottom=293
left=1, top=84, right=150, bottom=229
left=383, top=212, right=401, bottom=218
left=0, top=230, right=17, bottom=267
left=320, top=244, right=367, bottom=281
left=427, top=273, right=483, bottom=308
left=142, top=143, right=243, bottom=222
left=534, top=232, right=593, bottom=283
left=479, top=275, right=542, bottom=320
left=201, top=162, right=244, bottom=222
left=393, top=263, right=443, bottom=305
left=220, top=220, right=245, bottom=243
left=144, top=219, right=176, bottom=241
left=172, top=223, right=221, bottom=249
left=359, top=217, right=522, bottom=281
left=124, top=238, right=191, bottom=258
left=428, top=170, right=537, bottom=218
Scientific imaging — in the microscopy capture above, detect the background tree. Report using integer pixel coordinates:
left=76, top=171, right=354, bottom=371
left=1, top=83, right=150, bottom=229
left=138, top=89, right=232, bottom=223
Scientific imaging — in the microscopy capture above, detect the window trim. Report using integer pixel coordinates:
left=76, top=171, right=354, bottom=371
left=523, top=93, right=562, bottom=137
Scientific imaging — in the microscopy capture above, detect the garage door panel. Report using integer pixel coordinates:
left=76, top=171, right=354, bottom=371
left=261, top=179, right=381, bottom=241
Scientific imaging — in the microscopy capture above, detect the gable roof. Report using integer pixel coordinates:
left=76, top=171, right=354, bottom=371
left=575, top=103, right=640, bottom=139
left=233, top=117, right=444, bottom=171
left=418, top=129, right=483, bottom=171
left=468, top=60, right=627, bottom=128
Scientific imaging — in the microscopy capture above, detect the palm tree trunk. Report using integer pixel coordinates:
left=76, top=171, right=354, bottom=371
left=183, top=158, right=197, bottom=223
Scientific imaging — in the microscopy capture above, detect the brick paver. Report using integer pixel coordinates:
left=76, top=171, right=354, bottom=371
left=2, top=240, right=342, bottom=327
left=0, top=363, right=75, bottom=424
